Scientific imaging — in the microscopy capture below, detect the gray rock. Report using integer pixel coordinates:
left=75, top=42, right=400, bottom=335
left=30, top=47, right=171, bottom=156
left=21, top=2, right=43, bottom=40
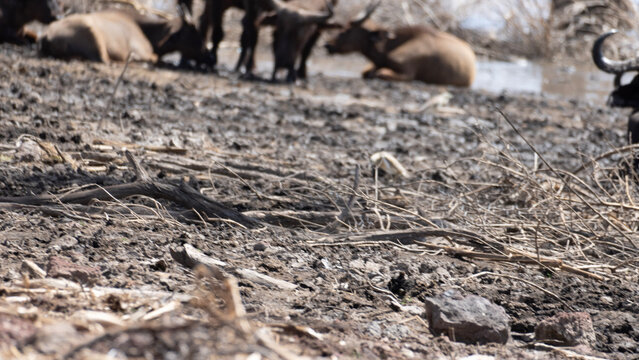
left=51, top=235, right=78, bottom=251
left=535, top=312, right=596, bottom=346
left=366, top=321, right=382, bottom=337
left=424, top=289, right=510, bottom=344
left=32, top=322, right=78, bottom=354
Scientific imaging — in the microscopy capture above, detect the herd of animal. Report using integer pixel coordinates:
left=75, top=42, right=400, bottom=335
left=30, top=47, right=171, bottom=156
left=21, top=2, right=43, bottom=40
left=1, top=0, right=639, bottom=147
left=0, top=0, right=476, bottom=85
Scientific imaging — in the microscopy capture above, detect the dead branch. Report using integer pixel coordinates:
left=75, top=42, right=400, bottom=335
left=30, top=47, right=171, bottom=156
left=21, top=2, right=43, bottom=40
left=0, top=151, right=257, bottom=228
left=170, top=244, right=297, bottom=290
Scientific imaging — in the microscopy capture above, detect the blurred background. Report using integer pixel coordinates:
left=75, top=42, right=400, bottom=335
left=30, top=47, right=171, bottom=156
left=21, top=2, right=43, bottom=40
left=58, top=0, right=639, bottom=101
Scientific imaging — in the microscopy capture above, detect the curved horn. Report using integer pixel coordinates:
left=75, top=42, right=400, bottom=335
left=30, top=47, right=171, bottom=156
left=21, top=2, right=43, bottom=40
left=351, top=0, right=380, bottom=27
left=592, top=30, right=639, bottom=74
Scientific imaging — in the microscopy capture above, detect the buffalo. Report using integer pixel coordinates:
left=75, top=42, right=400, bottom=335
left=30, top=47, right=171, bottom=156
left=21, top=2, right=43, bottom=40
left=181, top=0, right=286, bottom=77
left=0, top=0, right=61, bottom=43
left=592, top=30, right=639, bottom=145
left=178, top=0, right=241, bottom=69
left=325, top=2, right=476, bottom=87
left=38, top=8, right=211, bottom=65
left=265, top=0, right=337, bottom=82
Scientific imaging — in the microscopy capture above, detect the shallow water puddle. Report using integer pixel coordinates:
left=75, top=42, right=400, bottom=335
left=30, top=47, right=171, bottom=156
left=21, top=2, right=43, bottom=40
left=216, top=42, right=616, bottom=105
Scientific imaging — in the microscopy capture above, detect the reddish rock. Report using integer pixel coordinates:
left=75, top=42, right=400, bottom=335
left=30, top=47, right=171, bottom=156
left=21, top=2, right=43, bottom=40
left=535, top=312, right=596, bottom=346
left=0, top=314, right=36, bottom=347
left=46, top=255, right=101, bottom=284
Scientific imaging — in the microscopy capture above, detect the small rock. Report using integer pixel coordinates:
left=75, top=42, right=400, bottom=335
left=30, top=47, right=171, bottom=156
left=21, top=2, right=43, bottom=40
left=253, top=242, right=267, bottom=251
left=50, top=235, right=78, bottom=251
left=424, top=289, right=510, bottom=344
left=388, top=272, right=415, bottom=298
left=366, top=321, right=382, bottom=337
left=32, top=322, right=78, bottom=354
left=47, top=255, right=101, bottom=284
left=26, top=91, right=42, bottom=104
left=151, top=259, right=167, bottom=272
left=535, top=312, right=596, bottom=346
left=0, top=314, right=36, bottom=347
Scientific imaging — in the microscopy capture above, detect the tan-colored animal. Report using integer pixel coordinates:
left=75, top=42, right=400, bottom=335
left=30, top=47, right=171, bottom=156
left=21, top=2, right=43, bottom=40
left=39, top=11, right=157, bottom=63
left=325, top=2, right=475, bottom=87
left=38, top=9, right=210, bottom=65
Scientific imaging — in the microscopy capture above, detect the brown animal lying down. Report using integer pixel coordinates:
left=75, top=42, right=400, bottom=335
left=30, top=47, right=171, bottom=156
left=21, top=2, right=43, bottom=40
left=325, top=2, right=476, bottom=87
left=39, top=11, right=157, bottom=63
left=38, top=9, right=209, bottom=65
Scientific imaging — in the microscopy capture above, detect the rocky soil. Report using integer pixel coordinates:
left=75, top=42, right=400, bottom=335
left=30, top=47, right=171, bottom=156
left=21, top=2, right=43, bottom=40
left=0, top=39, right=638, bottom=359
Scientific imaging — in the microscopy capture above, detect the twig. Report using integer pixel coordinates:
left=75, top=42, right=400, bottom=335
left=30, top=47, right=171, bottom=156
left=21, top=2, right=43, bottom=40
left=467, top=271, right=574, bottom=310
left=496, top=108, right=638, bottom=250
left=319, top=165, right=360, bottom=233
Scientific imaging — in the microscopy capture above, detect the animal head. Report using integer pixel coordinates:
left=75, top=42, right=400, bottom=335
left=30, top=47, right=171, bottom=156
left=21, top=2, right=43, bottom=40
left=609, top=74, right=639, bottom=108
left=12, top=0, right=62, bottom=25
left=266, top=0, right=335, bottom=69
left=325, top=1, right=384, bottom=54
left=159, top=6, right=215, bottom=66
left=593, top=31, right=639, bottom=108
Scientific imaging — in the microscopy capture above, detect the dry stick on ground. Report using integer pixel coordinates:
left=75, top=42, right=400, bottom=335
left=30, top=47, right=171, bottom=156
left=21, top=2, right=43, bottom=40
left=311, top=231, right=604, bottom=281
left=496, top=108, right=638, bottom=251
left=467, top=271, right=574, bottom=310
left=100, top=51, right=132, bottom=131
left=0, top=151, right=258, bottom=228
left=170, top=243, right=297, bottom=290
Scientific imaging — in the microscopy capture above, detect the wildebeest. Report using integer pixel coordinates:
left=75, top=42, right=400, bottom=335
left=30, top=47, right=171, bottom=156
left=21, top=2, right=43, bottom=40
left=592, top=30, right=639, bottom=145
left=265, top=0, right=338, bottom=82
left=0, top=0, right=61, bottom=43
left=38, top=9, right=211, bottom=65
left=324, top=2, right=476, bottom=87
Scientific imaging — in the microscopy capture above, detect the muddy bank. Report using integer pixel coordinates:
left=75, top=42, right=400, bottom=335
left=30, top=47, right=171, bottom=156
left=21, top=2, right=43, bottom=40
left=0, top=42, right=638, bottom=359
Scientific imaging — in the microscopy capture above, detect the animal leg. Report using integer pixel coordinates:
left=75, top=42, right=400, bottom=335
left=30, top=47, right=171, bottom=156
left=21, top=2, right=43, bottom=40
left=210, top=21, right=224, bottom=67
left=297, top=30, right=321, bottom=79
left=361, top=64, right=378, bottom=79
left=366, top=67, right=411, bottom=81
left=286, top=65, right=297, bottom=83
left=629, top=110, right=639, bottom=145
left=73, top=26, right=111, bottom=63
left=236, top=10, right=259, bottom=74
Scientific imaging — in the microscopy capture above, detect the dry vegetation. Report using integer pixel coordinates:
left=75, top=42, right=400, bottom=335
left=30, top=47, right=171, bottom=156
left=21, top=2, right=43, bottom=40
left=1, top=0, right=639, bottom=359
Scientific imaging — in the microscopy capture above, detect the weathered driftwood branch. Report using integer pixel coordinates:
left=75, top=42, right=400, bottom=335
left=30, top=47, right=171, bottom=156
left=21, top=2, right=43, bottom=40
left=170, top=244, right=297, bottom=290
left=0, top=151, right=258, bottom=228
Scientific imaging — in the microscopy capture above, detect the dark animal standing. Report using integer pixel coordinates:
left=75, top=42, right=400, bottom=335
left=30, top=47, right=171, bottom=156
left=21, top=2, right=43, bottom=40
left=178, top=0, right=241, bottom=68
left=39, top=9, right=211, bottom=65
left=0, top=0, right=61, bottom=43
left=592, top=30, right=639, bottom=145
left=179, top=0, right=285, bottom=76
left=265, top=0, right=337, bottom=82
left=325, top=2, right=475, bottom=87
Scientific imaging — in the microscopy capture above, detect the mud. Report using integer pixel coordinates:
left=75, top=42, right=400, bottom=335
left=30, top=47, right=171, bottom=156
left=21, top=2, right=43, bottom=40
left=0, top=39, right=638, bottom=360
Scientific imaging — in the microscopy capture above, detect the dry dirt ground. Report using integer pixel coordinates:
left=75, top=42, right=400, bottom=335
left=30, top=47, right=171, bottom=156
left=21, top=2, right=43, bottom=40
left=0, top=38, right=638, bottom=360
